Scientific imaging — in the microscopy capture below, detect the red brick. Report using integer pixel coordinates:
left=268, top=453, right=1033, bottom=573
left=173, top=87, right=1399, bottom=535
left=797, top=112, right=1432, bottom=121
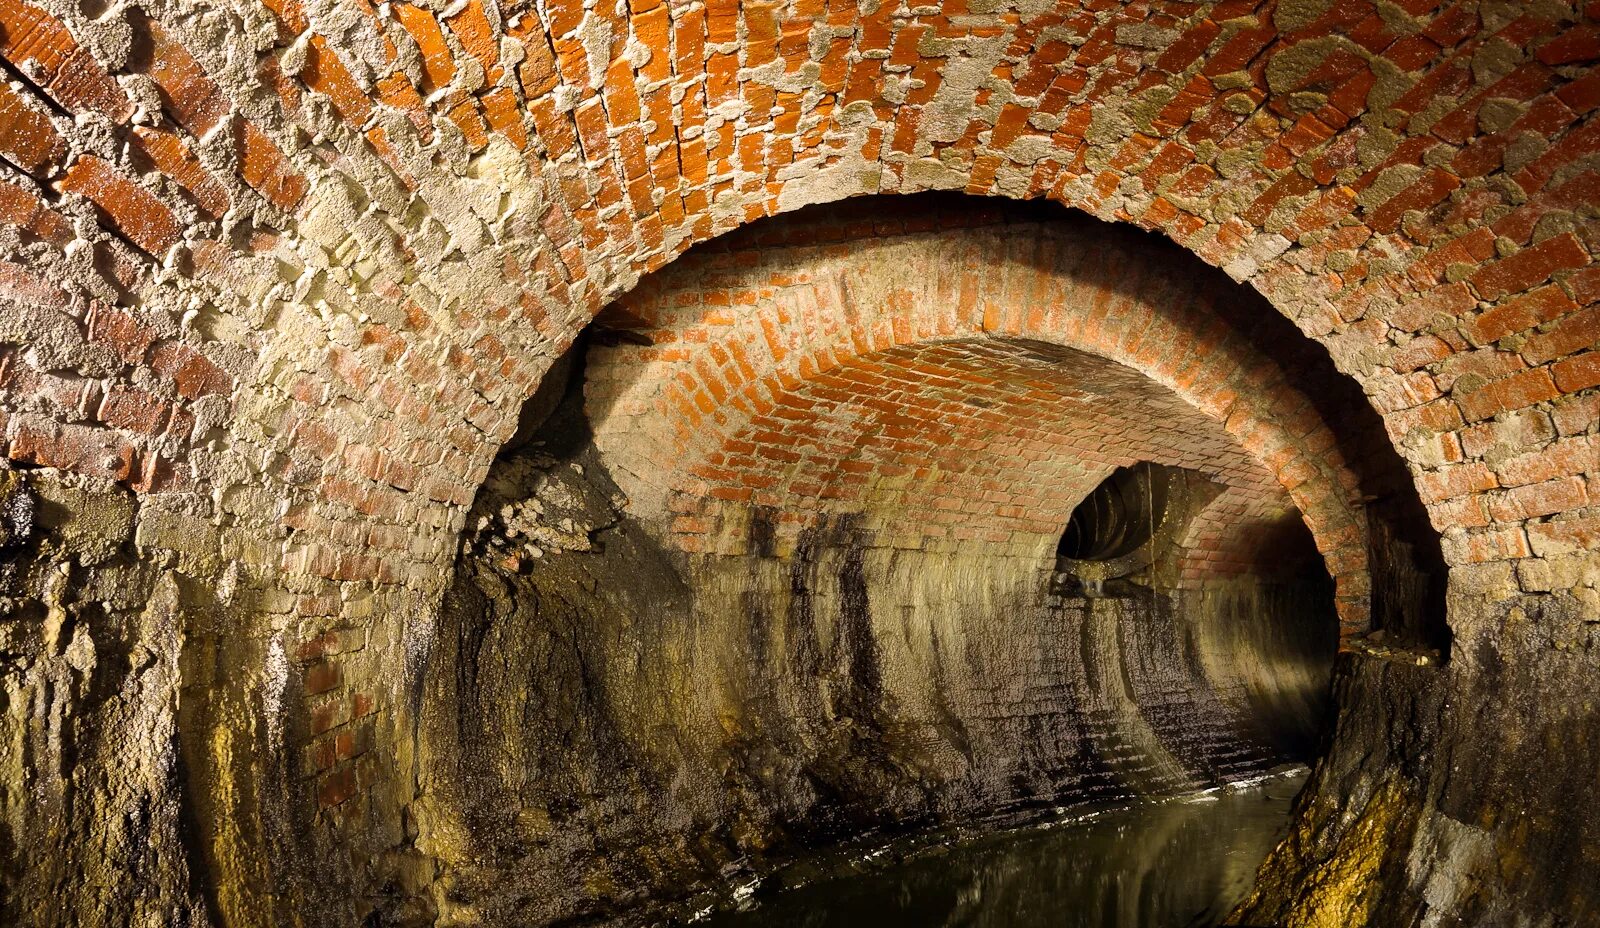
left=1201, top=23, right=1274, bottom=77
left=236, top=120, right=307, bottom=211
left=1455, top=367, right=1560, bottom=421
left=1422, top=4, right=1482, bottom=48
left=317, top=766, right=357, bottom=807
left=258, top=0, right=309, bottom=33
left=1460, top=408, right=1557, bottom=460
left=1489, top=476, right=1589, bottom=521
left=8, top=418, right=138, bottom=483
left=97, top=386, right=171, bottom=435
left=85, top=304, right=158, bottom=363
left=1495, top=435, right=1599, bottom=488
left=1428, top=494, right=1491, bottom=530
left=1468, top=234, right=1592, bottom=300
left=1528, top=516, right=1600, bottom=556
left=149, top=342, right=234, bottom=399
left=309, top=698, right=351, bottom=735
left=301, top=34, right=374, bottom=124
left=55, top=156, right=184, bottom=256
left=1451, top=525, right=1532, bottom=563
left=445, top=0, right=500, bottom=81
left=1523, top=305, right=1600, bottom=365
left=1417, top=460, right=1498, bottom=503
left=1390, top=334, right=1452, bottom=373
left=129, top=127, right=230, bottom=218
left=1563, top=265, right=1600, bottom=305
left=0, top=0, right=131, bottom=118
left=127, top=11, right=230, bottom=134
left=1551, top=350, right=1600, bottom=392
left=1551, top=393, right=1600, bottom=436
left=0, top=79, right=64, bottom=174
left=1460, top=284, right=1577, bottom=346
left=1536, top=25, right=1600, bottom=65
left=1365, top=166, right=1460, bottom=234
left=1391, top=282, right=1478, bottom=333
left=0, top=177, right=72, bottom=246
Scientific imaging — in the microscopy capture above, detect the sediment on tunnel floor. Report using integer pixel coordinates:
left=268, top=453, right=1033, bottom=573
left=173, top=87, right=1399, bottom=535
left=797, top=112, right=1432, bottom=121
left=412, top=355, right=1341, bottom=925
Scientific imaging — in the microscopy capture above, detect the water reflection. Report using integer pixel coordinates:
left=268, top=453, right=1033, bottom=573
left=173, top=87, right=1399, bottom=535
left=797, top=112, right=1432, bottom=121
left=701, top=773, right=1303, bottom=928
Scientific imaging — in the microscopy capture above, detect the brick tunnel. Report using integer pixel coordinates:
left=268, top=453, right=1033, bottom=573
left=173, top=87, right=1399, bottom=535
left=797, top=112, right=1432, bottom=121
left=0, top=2, right=1597, bottom=927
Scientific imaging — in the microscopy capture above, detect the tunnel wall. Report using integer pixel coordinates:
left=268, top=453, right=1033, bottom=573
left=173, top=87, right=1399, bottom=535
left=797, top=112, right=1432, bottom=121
left=0, top=469, right=207, bottom=925
left=415, top=421, right=1336, bottom=925
left=0, top=1, right=1596, bottom=925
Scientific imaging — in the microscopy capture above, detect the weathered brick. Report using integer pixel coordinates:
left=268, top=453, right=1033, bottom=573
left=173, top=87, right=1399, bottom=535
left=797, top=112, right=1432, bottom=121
left=1461, top=284, right=1577, bottom=346
left=1455, top=368, right=1561, bottom=422
left=1442, top=524, right=1532, bottom=564
left=1552, top=351, right=1600, bottom=392
left=1523, top=306, right=1600, bottom=366
left=8, top=417, right=138, bottom=482
left=0, top=177, right=72, bottom=245
left=1527, top=515, right=1600, bottom=557
left=97, top=386, right=172, bottom=436
left=0, top=79, right=65, bottom=174
left=317, top=766, right=357, bottom=807
left=1495, top=435, right=1600, bottom=487
left=1469, top=234, right=1592, bottom=301
left=129, top=127, right=230, bottom=218
left=0, top=0, right=131, bottom=118
left=149, top=342, right=233, bottom=399
left=235, top=120, right=307, bottom=211
left=55, top=156, right=184, bottom=256
left=1460, top=408, right=1556, bottom=461
left=1488, top=477, right=1590, bottom=521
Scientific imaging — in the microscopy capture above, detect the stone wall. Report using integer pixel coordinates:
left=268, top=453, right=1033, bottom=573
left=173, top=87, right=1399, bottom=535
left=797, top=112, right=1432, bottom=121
left=0, top=467, right=205, bottom=925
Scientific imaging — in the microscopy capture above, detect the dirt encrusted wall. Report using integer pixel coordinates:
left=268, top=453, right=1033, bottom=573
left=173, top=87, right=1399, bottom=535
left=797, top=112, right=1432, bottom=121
left=0, top=464, right=435, bottom=928
left=0, top=466, right=205, bottom=925
left=1233, top=592, right=1600, bottom=928
left=412, top=403, right=1338, bottom=926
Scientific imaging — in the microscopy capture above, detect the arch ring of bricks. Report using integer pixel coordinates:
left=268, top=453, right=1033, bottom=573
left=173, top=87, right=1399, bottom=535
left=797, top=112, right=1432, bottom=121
left=585, top=220, right=1375, bottom=638
left=0, top=0, right=1594, bottom=611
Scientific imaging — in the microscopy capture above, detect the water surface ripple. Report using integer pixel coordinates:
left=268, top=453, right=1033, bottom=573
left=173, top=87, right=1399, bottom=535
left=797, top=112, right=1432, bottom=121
left=699, top=772, right=1305, bottom=928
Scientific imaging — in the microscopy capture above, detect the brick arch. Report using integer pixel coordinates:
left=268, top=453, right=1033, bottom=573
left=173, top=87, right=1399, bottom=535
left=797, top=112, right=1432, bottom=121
left=0, top=0, right=1590, bottom=602
left=661, top=338, right=1297, bottom=558
left=586, top=215, right=1374, bottom=636
left=1174, top=482, right=1327, bottom=585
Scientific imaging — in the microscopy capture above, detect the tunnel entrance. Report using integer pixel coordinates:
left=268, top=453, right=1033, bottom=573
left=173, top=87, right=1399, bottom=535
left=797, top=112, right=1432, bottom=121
left=1057, top=463, right=1176, bottom=563
left=415, top=195, right=1442, bottom=927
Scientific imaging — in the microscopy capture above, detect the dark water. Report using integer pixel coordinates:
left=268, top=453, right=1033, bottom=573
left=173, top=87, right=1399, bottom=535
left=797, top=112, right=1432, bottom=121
left=699, top=773, right=1304, bottom=928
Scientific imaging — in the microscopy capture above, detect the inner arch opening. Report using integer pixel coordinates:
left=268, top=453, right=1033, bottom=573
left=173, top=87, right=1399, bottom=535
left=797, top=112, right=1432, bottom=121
left=415, top=194, right=1445, bottom=926
left=1057, top=462, right=1175, bottom=561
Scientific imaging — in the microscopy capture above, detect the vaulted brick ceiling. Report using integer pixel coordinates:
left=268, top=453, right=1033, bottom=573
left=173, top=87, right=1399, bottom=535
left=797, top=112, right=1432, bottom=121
left=2, top=0, right=1594, bottom=611
left=585, top=212, right=1376, bottom=633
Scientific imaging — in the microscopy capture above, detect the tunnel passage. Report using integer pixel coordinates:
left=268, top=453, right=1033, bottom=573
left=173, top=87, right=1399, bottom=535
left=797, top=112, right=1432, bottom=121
left=408, top=198, right=1423, bottom=925
left=584, top=195, right=1452, bottom=646
left=1057, top=462, right=1179, bottom=564
left=0, top=0, right=1594, bottom=925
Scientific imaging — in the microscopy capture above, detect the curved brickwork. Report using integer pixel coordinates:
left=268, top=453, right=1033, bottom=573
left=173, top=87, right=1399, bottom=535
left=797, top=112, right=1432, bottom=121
left=0, top=0, right=1590, bottom=599
left=587, top=216, right=1373, bottom=632
left=657, top=338, right=1299, bottom=567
